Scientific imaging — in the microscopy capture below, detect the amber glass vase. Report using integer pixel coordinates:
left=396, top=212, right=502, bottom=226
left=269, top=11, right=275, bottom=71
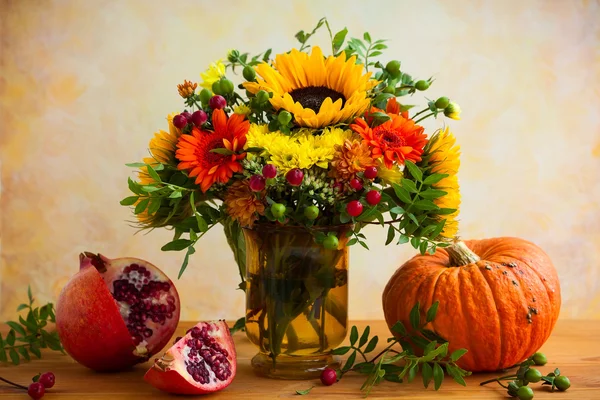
left=242, top=224, right=351, bottom=380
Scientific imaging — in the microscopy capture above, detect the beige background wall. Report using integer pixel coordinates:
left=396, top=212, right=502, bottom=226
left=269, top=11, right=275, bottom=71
left=1, top=0, right=599, bottom=322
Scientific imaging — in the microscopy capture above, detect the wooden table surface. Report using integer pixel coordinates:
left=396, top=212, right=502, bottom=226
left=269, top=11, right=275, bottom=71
left=1, top=320, right=599, bottom=399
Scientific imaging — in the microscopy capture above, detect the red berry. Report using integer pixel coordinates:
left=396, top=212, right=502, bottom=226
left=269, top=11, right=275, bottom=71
left=349, top=178, right=363, bottom=191
left=190, top=110, right=208, bottom=126
left=209, top=95, right=227, bottom=110
left=332, top=182, right=344, bottom=193
left=172, top=114, right=188, bottom=129
left=364, top=166, right=378, bottom=180
left=38, top=372, right=55, bottom=389
left=180, top=111, right=192, bottom=120
left=262, top=164, right=277, bottom=179
left=285, top=168, right=304, bottom=186
left=366, top=190, right=381, bottom=205
left=346, top=200, right=363, bottom=217
left=320, top=368, right=337, bottom=386
left=249, top=175, right=266, bottom=192
left=28, top=382, right=45, bottom=400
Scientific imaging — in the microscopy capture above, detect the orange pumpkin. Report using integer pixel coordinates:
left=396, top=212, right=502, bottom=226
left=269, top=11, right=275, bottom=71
left=382, top=238, right=561, bottom=372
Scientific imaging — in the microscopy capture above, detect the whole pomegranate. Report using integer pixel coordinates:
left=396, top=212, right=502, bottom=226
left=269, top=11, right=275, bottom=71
left=144, top=320, right=236, bottom=394
left=56, top=252, right=180, bottom=371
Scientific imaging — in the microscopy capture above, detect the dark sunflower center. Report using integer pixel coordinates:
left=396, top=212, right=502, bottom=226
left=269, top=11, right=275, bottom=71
left=379, top=129, right=406, bottom=147
left=289, top=86, right=346, bottom=113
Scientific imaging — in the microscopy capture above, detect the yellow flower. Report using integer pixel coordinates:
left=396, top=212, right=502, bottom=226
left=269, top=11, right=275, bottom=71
left=177, top=80, right=197, bottom=98
left=200, top=60, right=226, bottom=89
left=144, top=113, right=183, bottom=165
left=426, top=127, right=461, bottom=238
left=375, top=159, right=404, bottom=185
left=224, top=181, right=265, bottom=227
left=243, top=46, right=376, bottom=128
left=444, top=102, right=461, bottom=120
left=233, top=104, right=251, bottom=116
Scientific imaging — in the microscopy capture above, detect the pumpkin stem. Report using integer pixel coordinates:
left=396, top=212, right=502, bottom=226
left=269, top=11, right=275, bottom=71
left=446, top=241, right=480, bottom=267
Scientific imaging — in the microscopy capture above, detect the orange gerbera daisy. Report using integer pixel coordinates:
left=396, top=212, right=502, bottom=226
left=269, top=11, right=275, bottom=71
left=385, top=97, right=409, bottom=118
left=351, top=113, right=428, bottom=169
left=176, top=109, right=249, bottom=192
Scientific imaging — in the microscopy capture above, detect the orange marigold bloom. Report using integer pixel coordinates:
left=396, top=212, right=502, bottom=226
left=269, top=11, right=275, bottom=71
left=224, top=181, right=265, bottom=227
left=331, top=139, right=375, bottom=180
left=386, top=97, right=409, bottom=118
left=176, top=109, right=249, bottom=192
left=177, top=80, right=197, bottom=98
left=351, top=114, right=428, bottom=169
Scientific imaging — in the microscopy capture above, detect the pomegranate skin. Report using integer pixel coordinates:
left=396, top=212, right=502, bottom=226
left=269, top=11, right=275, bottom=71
left=56, top=257, right=139, bottom=371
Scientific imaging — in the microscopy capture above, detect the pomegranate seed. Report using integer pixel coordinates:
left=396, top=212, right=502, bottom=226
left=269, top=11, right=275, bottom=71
left=285, top=168, right=304, bottom=186
left=366, top=190, right=382, bottom=205
left=191, top=110, right=208, bottom=126
left=320, top=368, right=337, bottom=386
left=262, top=164, right=277, bottom=179
left=349, top=178, right=363, bottom=191
left=209, top=95, right=227, bottom=110
left=28, top=382, right=45, bottom=400
left=364, top=166, right=378, bottom=179
left=249, top=175, right=266, bottom=192
left=346, top=200, right=363, bottom=217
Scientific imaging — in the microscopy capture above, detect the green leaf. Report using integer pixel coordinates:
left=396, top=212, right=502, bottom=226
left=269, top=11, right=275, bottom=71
left=0, top=349, right=6, bottom=363
left=29, top=344, right=41, bottom=359
left=16, top=303, right=29, bottom=312
left=391, top=321, right=407, bottom=336
left=426, top=301, right=439, bottom=322
left=385, top=225, right=395, bottom=246
left=120, top=196, right=139, bottom=206
left=409, top=302, right=421, bottom=330
left=161, top=239, right=193, bottom=251
left=423, top=341, right=437, bottom=356
left=245, top=147, right=264, bottom=153
left=147, top=165, right=161, bottom=183
left=392, top=184, right=412, bottom=204
left=332, top=346, right=352, bottom=355
left=195, top=213, right=209, bottom=233
left=295, top=386, right=314, bottom=395
left=9, top=349, right=20, bottom=365
left=384, top=374, right=403, bottom=383
left=343, top=350, right=357, bottom=372
left=421, top=329, right=447, bottom=343
left=178, top=245, right=196, bottom=279
left=423, top=173, right=448, bottom=185
left=413, top=200, right=439, bottom=211
left=408, top=363, right=418, bottom=383
left=396, top=234, right=409, bottom=245
left=18, top=347, right=30, bottom=361
left=28, top=286, right=33, bottom=303
left=404, top=160, right=423, bottom=182
left=450, top=348, right=468, bottom=362
left=209, top=148, right=235, bottom=156
left=422, top=362, right=433, bottom=388
left=350, top=326, right=359, bottom=346
left=229, top=317, right=246, bottom=334
left=134, top=198, right=149, bottom=214
left=141, top=185, right=160, bottom=193
left=6, top=330, right=15, bottom=346
left=332, top=28, right=348, bottom=52
left=401, top=179, right=418, bottom=193
left=419, top=189, right=447, bottom=200
left=364, top=336, right=379, bottom=353
left=128, top=177, right=142, bottom=195
left=433, top=362, right=444, bottom=390
left=389, top=206, right=405, bottom=215
left=359, top=326, right=370, bottom=348
left=125, top=162, right=146, bottom=168
left=363, top=31, right=372, bottom=42
left=6, top=321, right=26, bottom=336
left=446, top=364, right=467, bottom=386
left=147, top=199, right=161, bottom=215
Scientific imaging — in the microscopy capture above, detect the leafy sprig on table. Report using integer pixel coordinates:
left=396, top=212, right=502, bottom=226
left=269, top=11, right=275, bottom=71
left=331, top=301, right=471, bottom=396
left=1, top=287, right=64, bottom=365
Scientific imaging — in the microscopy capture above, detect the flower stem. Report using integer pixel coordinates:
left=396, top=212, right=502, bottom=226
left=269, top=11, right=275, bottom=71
left=0, top=376, right=28, bottom=390
left=479, top=374, right=517, bottom=386
left=414, top=112, right=436, bottom=124
left=367, top=341, right=398, bottom=363
left=410, top=108, right=430, bottom=120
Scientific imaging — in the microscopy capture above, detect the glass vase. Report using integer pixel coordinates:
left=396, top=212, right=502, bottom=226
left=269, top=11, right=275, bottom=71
left=243, top=224, right=351, bottom=380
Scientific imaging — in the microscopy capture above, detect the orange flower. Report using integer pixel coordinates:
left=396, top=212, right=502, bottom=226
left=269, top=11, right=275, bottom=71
left=331, top=139, right=375, bottom=180
left=224, top=181, right=265, bottom=227
left=386, top=97, right=409, bottom=118
left=176, top=109, right=249, bottom=192
left=351, top=114, right=427, bottom=169
left=177, top=80, right=197, bottom=98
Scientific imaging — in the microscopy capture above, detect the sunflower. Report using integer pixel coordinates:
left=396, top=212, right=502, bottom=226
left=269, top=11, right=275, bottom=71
left=200, top=60, right=225, bottom=89
left=351, top=113, right=428, bottom=169
left=425, top=127, right=461, bottom=238
left=224, top=181, right=265, bottom=227
left=243, top=46, right=376, bottom=128
left=176, top=109, right=249, bottom=192
left=330, top=139, right=375, bottom=180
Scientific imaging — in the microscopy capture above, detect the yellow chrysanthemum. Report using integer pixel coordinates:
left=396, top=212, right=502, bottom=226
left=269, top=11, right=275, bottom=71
left=233, top=104, right=251, bottom=116
left=243, top=46, right=376, bottom=128
left=375, top=159, right=404, bottom=185
left=426, top=127, right=461, bottom=238
left=200, top=60, right=226, bottom=89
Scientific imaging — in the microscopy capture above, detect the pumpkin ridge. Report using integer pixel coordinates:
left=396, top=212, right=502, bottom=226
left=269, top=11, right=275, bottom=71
left=476, top=263, right=506, bottom=370
left=425, top=268, right=449, bottom=337
left=457, top=266, right=481, bottom=369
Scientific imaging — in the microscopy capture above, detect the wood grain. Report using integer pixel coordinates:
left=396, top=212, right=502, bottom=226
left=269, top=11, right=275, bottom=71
left=1, top=320, right=599, bottom=399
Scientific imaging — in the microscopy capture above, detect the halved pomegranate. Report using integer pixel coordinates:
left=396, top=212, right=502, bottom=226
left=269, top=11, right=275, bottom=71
left=144, top=321, right=236, bottom=395
left=56, top=252, right=180, bottom=371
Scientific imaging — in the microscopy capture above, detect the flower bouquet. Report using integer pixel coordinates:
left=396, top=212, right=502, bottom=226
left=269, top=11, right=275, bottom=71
left=122, top=18, right=461, bottom=379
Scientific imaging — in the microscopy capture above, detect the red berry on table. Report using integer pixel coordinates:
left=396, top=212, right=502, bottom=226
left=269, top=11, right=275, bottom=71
left=190, top=110, right=208, bottom=126
left=349, top=178, right=363, bottom=191
left=249, top=175, right=266, bottom=192
left=366, top=190, right=381, bottom=205
left=262, top=164, right=277, bottom=179
left=28, top=382, right=45, bottom=399
left=364, top=166, right=378, bottom=180
left=172, top=114, right=188, bottom=129
left=38, top=372, right=55, bottom=389
left=209, top=95, right=227, bottom=110
left=286, top=168, right=304, bottom=186
left=346, top=200, right=363, bottom=217
left=320, top=367, right=337, bottom=386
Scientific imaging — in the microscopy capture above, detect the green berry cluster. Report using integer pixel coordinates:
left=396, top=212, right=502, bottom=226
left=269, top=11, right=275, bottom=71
left=480, top=352, right=571, bottom=399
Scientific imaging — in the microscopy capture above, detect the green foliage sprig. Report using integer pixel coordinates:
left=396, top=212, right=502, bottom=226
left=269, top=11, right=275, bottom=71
left=332, top=302, right=471, bottom=396
left=0, top=287, right=64, bottom=365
